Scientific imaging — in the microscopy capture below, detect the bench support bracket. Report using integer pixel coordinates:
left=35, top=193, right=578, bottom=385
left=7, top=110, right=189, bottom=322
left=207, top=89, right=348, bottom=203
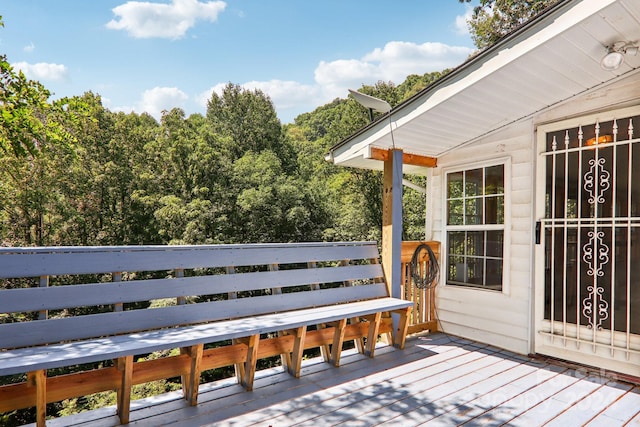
left=365, top=312, right=383, bottom=357
left=288, top=326, right=307, bottom=378
left=182, top=344, right=204, bottom=405
left=242, top=334, right=260, bottom=391
left=393, top=307, right=411, bottom=349
left=330, top=318, right=347, bottom=367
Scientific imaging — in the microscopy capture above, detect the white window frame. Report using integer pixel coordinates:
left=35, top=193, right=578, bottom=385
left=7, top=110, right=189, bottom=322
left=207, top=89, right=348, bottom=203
left=442, top=157, right=511, bottom=294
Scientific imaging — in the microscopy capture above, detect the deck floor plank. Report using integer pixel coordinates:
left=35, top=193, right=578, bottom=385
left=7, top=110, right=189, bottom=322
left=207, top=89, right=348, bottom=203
left=583, top=388, right=640, bottom=426
left=21, top=333, right=640, bottom=427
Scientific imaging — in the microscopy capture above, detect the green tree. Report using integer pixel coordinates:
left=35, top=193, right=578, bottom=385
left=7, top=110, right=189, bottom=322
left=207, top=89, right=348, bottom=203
left=206, top=83, right=283, bottom=160
left=460, top=0, right=559, bottom=49
left=0, top=17, right=72, bottom=157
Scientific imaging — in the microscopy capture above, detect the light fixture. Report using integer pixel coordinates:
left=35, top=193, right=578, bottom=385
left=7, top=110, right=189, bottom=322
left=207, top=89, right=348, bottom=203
left=600, top=41, right=638, bottom=71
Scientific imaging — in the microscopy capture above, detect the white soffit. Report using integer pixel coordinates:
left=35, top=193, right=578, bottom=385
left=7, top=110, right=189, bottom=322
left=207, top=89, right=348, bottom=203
left=331, top=0, right=640, bottom=172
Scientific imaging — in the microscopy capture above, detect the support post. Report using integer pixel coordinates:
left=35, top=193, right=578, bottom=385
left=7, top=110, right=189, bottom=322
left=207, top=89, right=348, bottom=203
left=382, top=148, right=403, bottom=339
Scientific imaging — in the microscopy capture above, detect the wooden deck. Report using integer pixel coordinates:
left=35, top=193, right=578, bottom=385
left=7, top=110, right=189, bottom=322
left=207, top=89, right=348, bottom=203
left=32, top=333, right=640, bottom=427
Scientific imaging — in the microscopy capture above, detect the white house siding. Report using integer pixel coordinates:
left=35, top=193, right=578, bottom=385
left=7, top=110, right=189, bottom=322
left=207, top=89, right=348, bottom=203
left=430, top=120, right=535, bottom=355
left=427, top=72, right=640, bottom=358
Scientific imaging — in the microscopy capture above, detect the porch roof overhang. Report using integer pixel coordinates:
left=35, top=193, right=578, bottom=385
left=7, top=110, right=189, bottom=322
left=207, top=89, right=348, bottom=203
left=327, top=0, right=640, bottom=175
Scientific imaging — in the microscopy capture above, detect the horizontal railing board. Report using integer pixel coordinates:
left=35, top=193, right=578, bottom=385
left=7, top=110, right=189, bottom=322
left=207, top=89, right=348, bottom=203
left=0, top=242, right=380, bottom=278
left=0, top=264, right=384, bottom=313
left=0, top=283, right=390, bottom=349
left=0, top=297, right=412, bottom=376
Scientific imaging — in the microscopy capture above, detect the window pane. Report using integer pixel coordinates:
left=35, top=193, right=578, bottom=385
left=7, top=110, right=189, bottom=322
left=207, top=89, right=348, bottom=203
left=466, top=257, right=484, bottom=285
left=485, top=195, right=504, bottom=224
left=486, top=230, right=504, bottom=258
left=467, top=231, right=484, bottom=256
left=465, top=168, right=483, bottom=197
left=465, top=197, right=482, bottom=225
left=448, top=256, right=465, bottom=282
left=448, top=231, right=465, bottom=255
left=485, top=165, right=504, bottom=195
left=486, top=259, right=503, bottom=290
left=447, top=172, right=464, bottom=198
left=448, top=199, right=464, bottom=225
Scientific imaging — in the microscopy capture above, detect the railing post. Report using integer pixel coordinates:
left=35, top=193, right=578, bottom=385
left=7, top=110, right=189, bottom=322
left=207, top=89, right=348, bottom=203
left=382, top=148, right=403, bottom=339
left=113, top=272, right=123, bottom=312
left=38, top=276, right=48, bottom=320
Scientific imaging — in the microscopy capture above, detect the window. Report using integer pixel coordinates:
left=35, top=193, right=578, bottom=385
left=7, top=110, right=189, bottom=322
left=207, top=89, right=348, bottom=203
left=446, top=164, right=505, bottom=290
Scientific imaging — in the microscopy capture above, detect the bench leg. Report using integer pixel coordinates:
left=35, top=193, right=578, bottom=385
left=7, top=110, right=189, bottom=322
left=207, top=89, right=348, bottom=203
left=182, top=344, right=204, bottom=406
left=329, top=318, right=347, bottom=367
left=316, top=323, right=331, bottom=363
left=242, top=334, right=260, bottom=391
left=28, top=370, right=47, bottom=427
left=350, top=317, right=365, bottom=354
left=365, top=312, right=382, bottom=358
left=278, top=330, right=292, bottom=371
left=393, top=307, right=411, bottom=349
left=116, top=355, right=133, bottom=425
left=288, top=326, right=307, bottom=378
left=230, top=338, right=246, bottom=384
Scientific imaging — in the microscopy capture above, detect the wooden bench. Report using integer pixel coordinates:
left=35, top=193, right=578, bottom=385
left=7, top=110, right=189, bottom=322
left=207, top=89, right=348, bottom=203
left=0, top=241, right=413, bottom=426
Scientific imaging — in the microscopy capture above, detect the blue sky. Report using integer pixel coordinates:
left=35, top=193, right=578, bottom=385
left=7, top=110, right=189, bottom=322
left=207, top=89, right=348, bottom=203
left=1, top=0, right=477, bottom=123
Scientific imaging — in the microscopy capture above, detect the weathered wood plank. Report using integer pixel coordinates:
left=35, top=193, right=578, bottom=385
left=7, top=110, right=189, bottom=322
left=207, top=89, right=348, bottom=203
left=584, top=387, right=640, bottom=426
left=0, top=241, right=380, bottom=278
left=0, top=264, right=383, bottom=313
left=0, top=284, right=394, bottom=349
left=545, top=380, right=633, bottom=427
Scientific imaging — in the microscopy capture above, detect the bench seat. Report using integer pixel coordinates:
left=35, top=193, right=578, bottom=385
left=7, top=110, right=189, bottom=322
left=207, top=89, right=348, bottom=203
left=0, top=241, right=414, bottom=426
left=0, top=297, right=412, bottom=377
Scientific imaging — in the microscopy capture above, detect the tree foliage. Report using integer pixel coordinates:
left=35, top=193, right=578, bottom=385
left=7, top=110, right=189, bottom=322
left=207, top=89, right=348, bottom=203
left=0, top=29, right=444, bottom=422
left=459, top=0, right=559, bottom=49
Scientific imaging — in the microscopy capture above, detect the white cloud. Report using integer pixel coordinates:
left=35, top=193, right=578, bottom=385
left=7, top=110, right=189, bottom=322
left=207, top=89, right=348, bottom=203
left=23, top=42, right=35, bottom=53
left=197, top=80, right=318, bottom=111
left=192, top=40, right=473, bottom=123
left=135, top=87, right=189, bottom=118
left=106, top=0, right=226, bottom=39
left=314, top=41, right=473, bottom=101
left=13, top=62, right=68, bottom=81
left=455, top=5, right=473, bottom=36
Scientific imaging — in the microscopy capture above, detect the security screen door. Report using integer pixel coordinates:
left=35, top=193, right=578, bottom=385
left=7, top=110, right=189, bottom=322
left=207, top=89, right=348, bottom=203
left=535, top=108, right=640, bottom=374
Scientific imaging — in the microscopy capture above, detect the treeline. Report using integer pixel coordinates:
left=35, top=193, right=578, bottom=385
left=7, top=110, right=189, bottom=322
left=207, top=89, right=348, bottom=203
left=0, top=73, right=445, bottom=425
left=1, top=74, right=446, bottom=249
